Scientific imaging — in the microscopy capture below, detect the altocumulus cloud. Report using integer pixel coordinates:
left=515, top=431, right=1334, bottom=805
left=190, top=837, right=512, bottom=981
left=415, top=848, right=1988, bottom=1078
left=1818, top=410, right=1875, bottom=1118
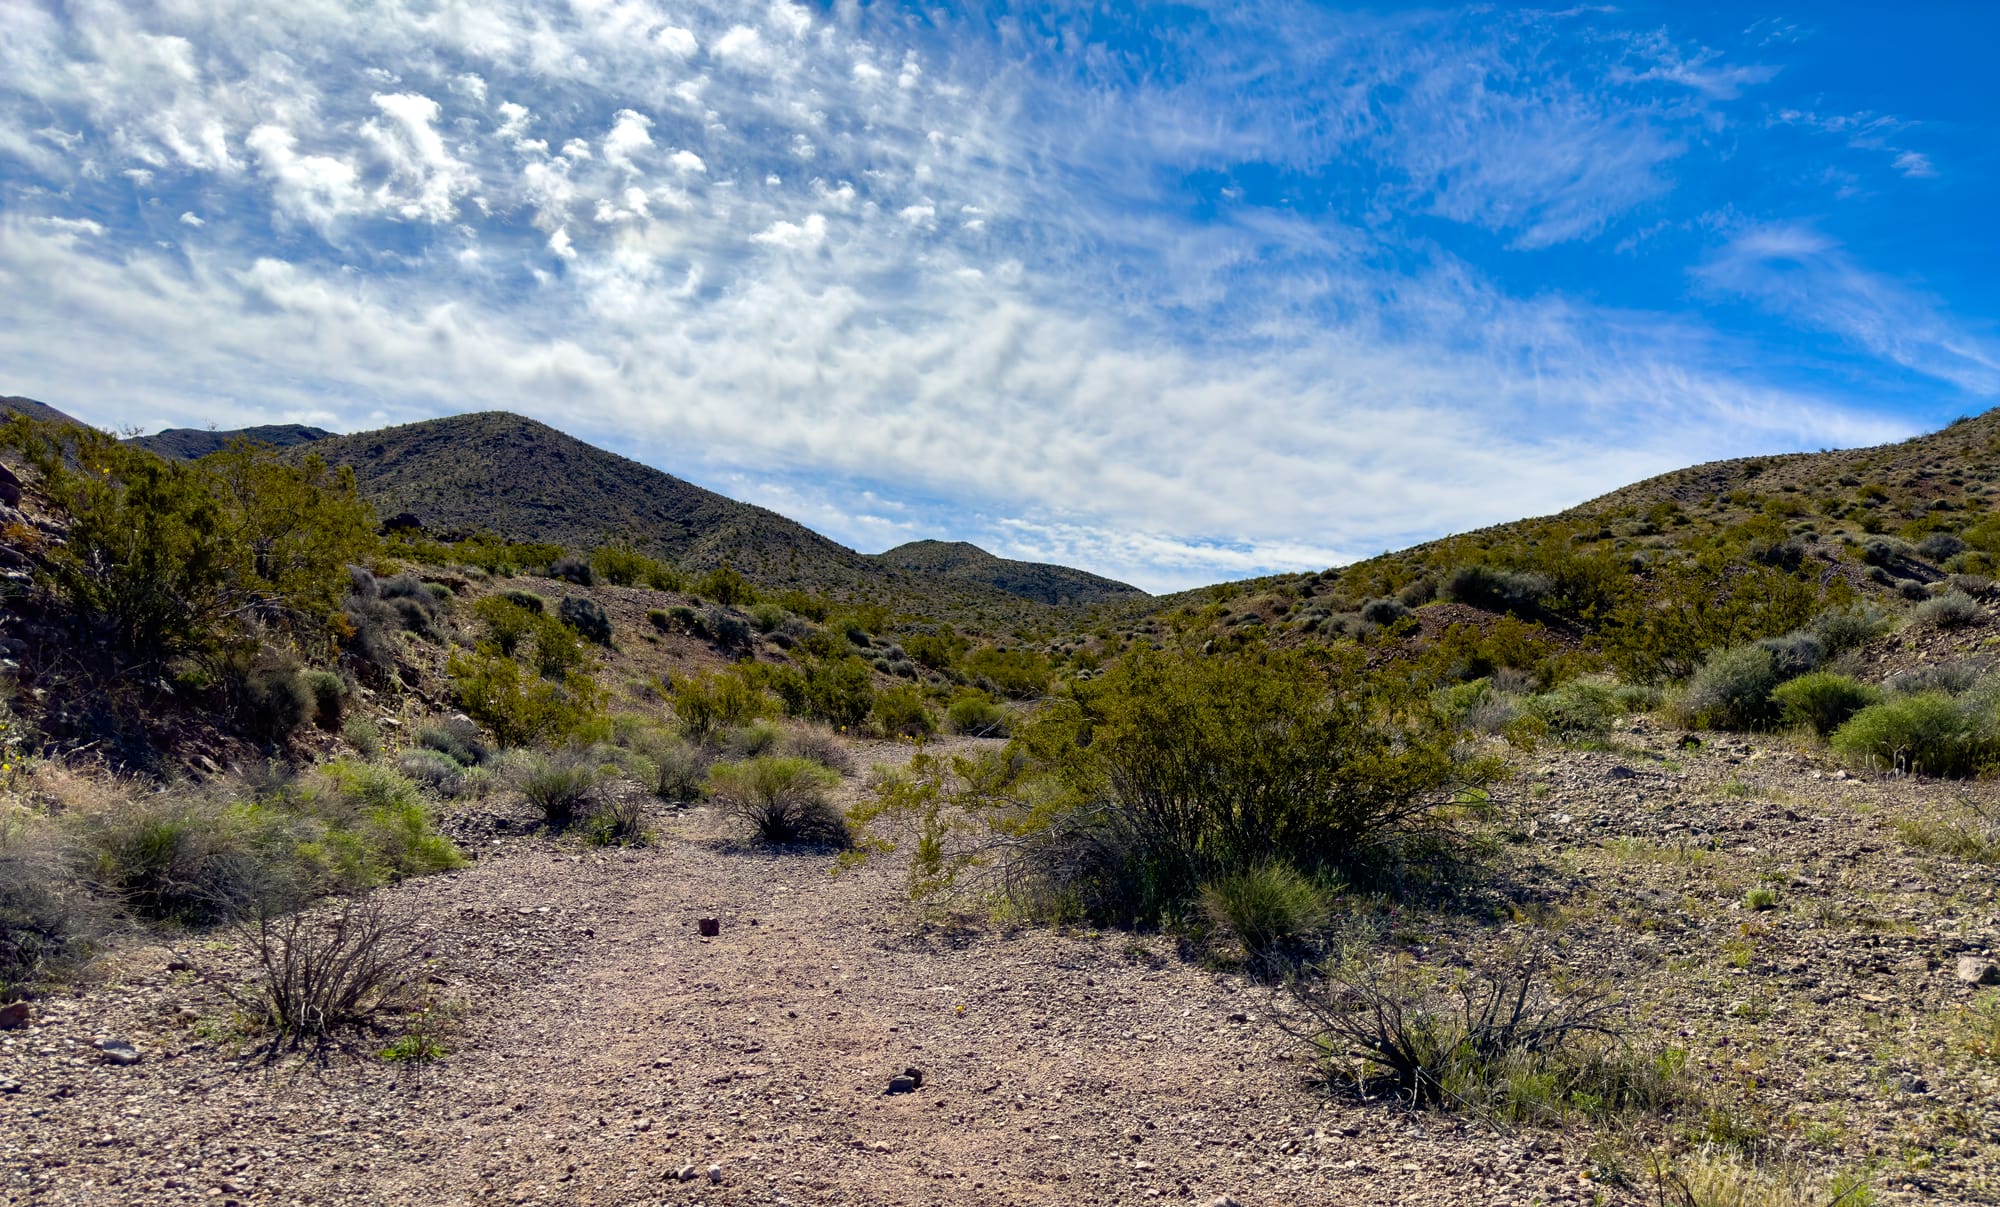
left=0, top=1, right=1981, bottom=590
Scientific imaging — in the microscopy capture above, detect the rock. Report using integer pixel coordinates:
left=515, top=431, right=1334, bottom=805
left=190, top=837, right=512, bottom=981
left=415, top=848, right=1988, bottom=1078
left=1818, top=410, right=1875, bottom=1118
left=1955, top=955, right=2000, bottom=986
left=97, top=1040, right=141, bottom=1065
left=706, top=1164, right=723, bottom=1184
left=1205, top=1196, right=1245, bottom=1207
left=673, top=1165, right=698, bottom=1183
left=1606, top=766, right=1636, bottom=780
left=698, top=918, right=720, bottom=937
left=885, top=1075, right=917, bottom=1095
left=0, top=1078, right=20, bottom=1094
left=0, top=1001, right=29, bottom=1030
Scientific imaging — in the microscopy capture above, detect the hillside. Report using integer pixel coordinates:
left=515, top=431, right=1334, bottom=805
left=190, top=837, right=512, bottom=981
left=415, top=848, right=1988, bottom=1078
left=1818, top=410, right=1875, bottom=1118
left=301, top=411, right=1123, bottom=618
left=0, top=396, right=89, bottom=429
left=129, top=424, right=332, bottom=459
left=871, top=539, right=1144, bottom=606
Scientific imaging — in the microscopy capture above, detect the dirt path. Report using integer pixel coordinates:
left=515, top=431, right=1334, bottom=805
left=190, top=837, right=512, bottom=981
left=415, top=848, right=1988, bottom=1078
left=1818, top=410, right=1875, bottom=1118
left=4, top=814, right=1595, bottom=1206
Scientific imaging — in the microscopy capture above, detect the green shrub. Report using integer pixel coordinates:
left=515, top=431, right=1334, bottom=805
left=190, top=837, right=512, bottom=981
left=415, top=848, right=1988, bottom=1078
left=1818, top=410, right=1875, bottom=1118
left=304, top=670, right=347, bottom=731
left=1524, top=680, right=1618, bottom=741
left=557, top=595, right=613, bottom=645
left=946, top=694, right=1009, bottom=738
left=1831, top=692, right=2000, bottom=778
left=671, top=670, right=768, bottom=742
left=963, top=646, right=1051, bottom=700
left=1442, top=565, right=1551, bottom=614
left=1359, top=597, right=1410, bottom=626
left=397, top=748, right=465, bottom=794
left=1198, top=863, right=1328, bottom=968
left=1771, top=672, right=1880, bottom=737
left=500, top=589, right=545, bottom=614
left=707, top=756, right=849, bottom=844
left=449, top=650, right=605, bottom=748
left=417, top=717, right=490, bottom=766
left=84, top=798, right=292, bottom=922
left=719, top=720, right=782, bottom=759
left=224, top=649, right=315, bottom=745
left=704, top=606, right=752, bottom=650
left=621, top=729, right=709, bottom=801
left=581, top=790, right=651, bottom=847
left=872, top=684, right=935, bottom=738
left=749, top=603, right=789, bottom=633
left=342, top=716, right=380, bottom=757
left=695, top=565, right=757, bottom=606
left=589, top=542, right=678, bottom=589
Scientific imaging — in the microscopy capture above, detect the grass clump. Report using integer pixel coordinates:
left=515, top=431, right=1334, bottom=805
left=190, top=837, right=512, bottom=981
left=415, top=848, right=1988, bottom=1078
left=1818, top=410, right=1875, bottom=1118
left=0, top=814, right=99, bottom=998
left=707, top=756, right=849, bottom=845
left=1198, top=862, right=1328, bottom=970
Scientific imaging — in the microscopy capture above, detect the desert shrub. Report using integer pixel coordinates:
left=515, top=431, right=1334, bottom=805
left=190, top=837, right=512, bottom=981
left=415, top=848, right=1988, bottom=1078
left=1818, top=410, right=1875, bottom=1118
left=581, top=788, right=651, bottom=847
left=621, top=730, right=709, bottom=801
left=872, top=684, right=935, bottom=738
left=1442, top=565, right=1551, bottom=615
left=1831, top=692, right=2000, bottom=778
left=1771, top=673, right=1880, bottom=737
left=557, top=595, right=613, bottom=645
left=1885, top=661, right=1985, bottom=696
left=500, top=589, right=544, bottom=614
left=1948, top=573, right=1992, bottom=596
left=0, top=816, right=97, bottom=997
left=1803, top=606, right=1889, bottom=654
left=905, top=631, right=966, bottom=671
left=1292, top=945, right=1681, bottom=1124
left=695, top=565, right=757, bottom=606
left=417, top=717, right=491, bottom=766
left=946, top=694, right=1010, bottom=738
left=449, top=651, right=605, bottom=748
left=517, top=752, right=606, bottom=828
left=718, top=721, right=782, bottom=760
left=224, top=650, right=316, bottom=745
left=1359, top=597, right=1410, bottom=626
left=1897, top=578, right=1930, bottom=601
left=396, top=748, right=465, bottom=795
left=869, top=645, right=1474, bottom=924
left=1862, top=536, right=1917, bottom=567
left=225, top=896, right=423, bottom=1052
left=1679, top=645, right=1787, bottom=731
left=588, top=542, right=668, bottom=588
left=378, top=574, right=442, bottom=639
left=1918, top=533, right=1968, bottom=562
left=306, top=760, right=463, bottom=881
left=342, top=716, right=380, bottom=757
left=83, top=798, right=289, bottom=923
left=0, top=419, right=374, bottom=667
left=1198, top=862, right=1328, bottom=969
left=1913, top=592, right=1981, bottom=630
left=790, top=657, right=875, bottom=728
left=963, top=646, right=1051, bottom=700
left=707, top=756, right=849, bottom=845
left=304, top=670, right=346, bottom=731
left=704, top=606, right=752, bottom=651
left=671, top=670, right=768, bottom=742
left=749, top=603, right=788, bottom=633
left=1397, top=578, right=1437, bottom=607
left=549, top=556, right=594, bottom=586
left=1524, top=680, right=1618, bottom=741
left=778, top=726, right=853, bottom=774
left=1755, top=631, right=1825, bottom=679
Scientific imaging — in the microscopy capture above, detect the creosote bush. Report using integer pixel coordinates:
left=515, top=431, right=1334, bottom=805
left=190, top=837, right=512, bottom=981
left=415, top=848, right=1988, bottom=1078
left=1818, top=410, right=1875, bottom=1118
left=945, top=694, right=1009, bottom=738
left=517, top=752, right=606, bottom=828
left=1830, top=691, right=2000, bottom=778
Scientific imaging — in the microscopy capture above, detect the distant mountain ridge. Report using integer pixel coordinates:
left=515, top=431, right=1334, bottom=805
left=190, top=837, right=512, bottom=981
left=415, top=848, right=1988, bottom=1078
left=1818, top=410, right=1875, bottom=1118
left=2, top=397, right=1146, bottom=613
left=1, top=396, right=90, bottom=428
left=874, top=539, right=1142, bottom=605
left=130, top=425, right=333, bottom=459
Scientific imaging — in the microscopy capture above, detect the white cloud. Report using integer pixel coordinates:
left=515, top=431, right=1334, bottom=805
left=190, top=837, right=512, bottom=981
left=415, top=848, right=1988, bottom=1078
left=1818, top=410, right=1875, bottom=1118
left=245, top=123, right=363, bottom=236
left=750, top=212, right=827, bottom=249
left=1699, top=224, right=2000, bottom=395
left=713, top=26, right=766, bottom=65
left=1893, top=150, right=1937, bottom=179
left=548, top=226, right=576, bottom=259
left=178, top=211, right=204, bottom=227
left=602, top=109, right=652, bottom=174
left=668, top=149, right=706, bottom=174
left=654, top=26, right=697, bottom=57
left=362, top=92, right=474, bottom=222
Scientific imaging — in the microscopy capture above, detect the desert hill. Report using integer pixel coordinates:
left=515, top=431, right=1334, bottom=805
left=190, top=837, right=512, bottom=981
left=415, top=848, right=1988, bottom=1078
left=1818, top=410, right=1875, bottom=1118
left=0, top=396, right=89, bottom=429
left=129, top=424, right=333, bottom=459
left=872, top=539, right=1142, bottom=606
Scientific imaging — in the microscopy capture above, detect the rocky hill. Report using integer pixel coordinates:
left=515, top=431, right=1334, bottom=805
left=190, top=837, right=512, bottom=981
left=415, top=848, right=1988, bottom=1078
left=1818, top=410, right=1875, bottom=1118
left=129, top=424, right=333, bottom=459
left=871, top=540, right=1143, bottom=606
left=0, top=396, right=89, bottom=429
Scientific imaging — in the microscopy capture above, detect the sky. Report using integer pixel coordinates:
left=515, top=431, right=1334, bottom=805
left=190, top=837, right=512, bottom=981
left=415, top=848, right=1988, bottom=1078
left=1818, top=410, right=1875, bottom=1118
left=3, top=2, right=1998, bottom=593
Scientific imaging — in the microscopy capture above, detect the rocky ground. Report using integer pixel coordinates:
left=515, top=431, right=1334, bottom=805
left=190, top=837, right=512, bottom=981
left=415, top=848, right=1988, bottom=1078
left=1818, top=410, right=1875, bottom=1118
left=4, top=725, right=1998, bottom=1206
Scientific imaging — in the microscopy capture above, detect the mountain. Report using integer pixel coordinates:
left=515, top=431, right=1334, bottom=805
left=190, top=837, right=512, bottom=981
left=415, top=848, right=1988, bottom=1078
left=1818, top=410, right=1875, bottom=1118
left=301, top=411, right=1135, bottom=614
left=872, top=540, right=1143, bottom=606
left=1, top=396, right=91, bottom=429
left=130, top=424, right=333, bottom=459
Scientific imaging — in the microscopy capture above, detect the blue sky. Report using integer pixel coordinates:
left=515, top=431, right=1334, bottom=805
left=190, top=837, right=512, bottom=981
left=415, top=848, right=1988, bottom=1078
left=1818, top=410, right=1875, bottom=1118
left=3, top=2, right=1997, bottom=592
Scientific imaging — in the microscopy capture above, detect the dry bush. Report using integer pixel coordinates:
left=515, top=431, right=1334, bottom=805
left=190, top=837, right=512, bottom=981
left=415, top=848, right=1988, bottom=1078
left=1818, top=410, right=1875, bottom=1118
left=0, top=813, right=100, bottom=997
left=221, top=895, right=425, bottom=1054
left=707, top=756, right=848, bottom=845
left=777, top=724, right=853, bottom=774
